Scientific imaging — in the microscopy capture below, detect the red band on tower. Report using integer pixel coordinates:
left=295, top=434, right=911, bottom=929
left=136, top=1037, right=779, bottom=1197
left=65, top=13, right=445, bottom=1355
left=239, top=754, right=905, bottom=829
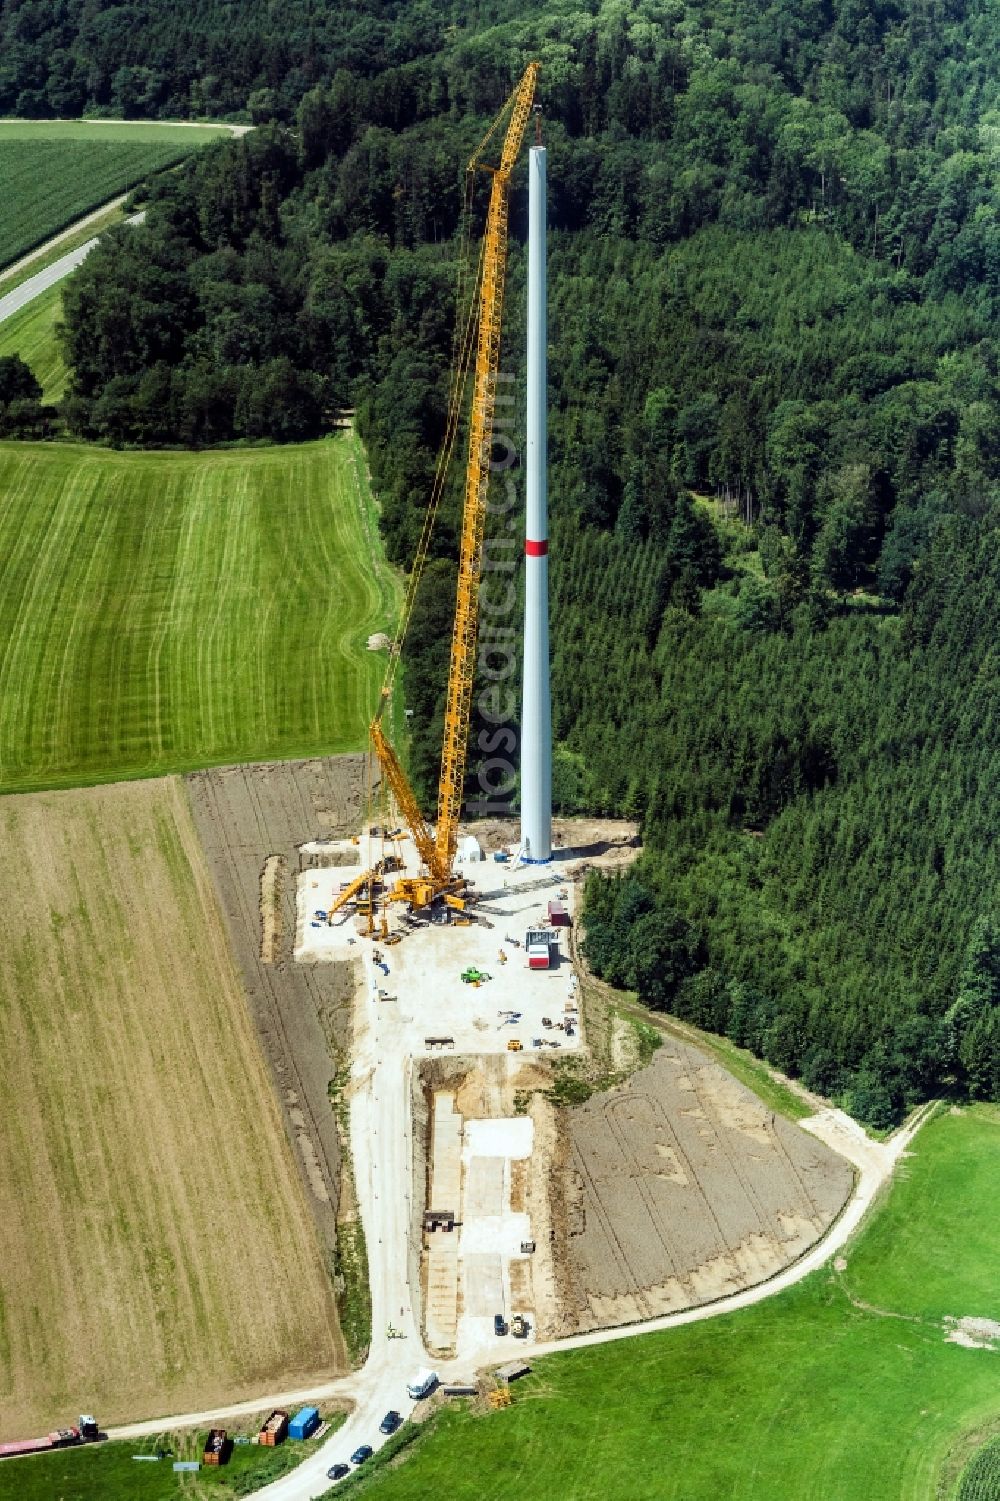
left=525, top=539, right=548, bottom=557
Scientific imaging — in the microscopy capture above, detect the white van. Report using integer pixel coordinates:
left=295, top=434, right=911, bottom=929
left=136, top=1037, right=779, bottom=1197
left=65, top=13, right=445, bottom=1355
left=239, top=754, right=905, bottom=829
left=406, top=1368, right=439, bottom=1400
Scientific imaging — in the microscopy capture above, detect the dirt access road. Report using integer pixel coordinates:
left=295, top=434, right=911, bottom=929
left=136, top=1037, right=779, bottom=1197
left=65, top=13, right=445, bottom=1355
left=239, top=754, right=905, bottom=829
left=211, top=983, right=432, bottom=1498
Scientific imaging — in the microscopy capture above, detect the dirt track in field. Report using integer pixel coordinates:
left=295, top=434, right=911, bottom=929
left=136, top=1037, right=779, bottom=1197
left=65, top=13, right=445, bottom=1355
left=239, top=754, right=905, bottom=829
left=185, top=757, right=367, bottom=1255
left=552, top=1039, right=854, bottom=1333
left=0, top=778, right=345, bottom=1436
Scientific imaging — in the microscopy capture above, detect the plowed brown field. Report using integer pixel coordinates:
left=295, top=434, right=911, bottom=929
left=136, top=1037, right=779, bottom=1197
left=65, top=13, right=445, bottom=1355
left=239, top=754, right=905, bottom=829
left=558, top=1038, right=854, bottom=1331
left=0, top=778, right=345, bottom=1437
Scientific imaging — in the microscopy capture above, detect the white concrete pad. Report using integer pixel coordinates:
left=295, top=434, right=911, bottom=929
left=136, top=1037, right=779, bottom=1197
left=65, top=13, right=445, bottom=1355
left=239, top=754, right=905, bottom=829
left=463, top=1253, right=504, bottom=1317
left=465, top=1117, right=534, bottom=1159
left=463, top=1157, right=505, bottom=1218
left=430, top=1093, right=463, bottom=1210
left=460, top=1214, right=532, bottom=1257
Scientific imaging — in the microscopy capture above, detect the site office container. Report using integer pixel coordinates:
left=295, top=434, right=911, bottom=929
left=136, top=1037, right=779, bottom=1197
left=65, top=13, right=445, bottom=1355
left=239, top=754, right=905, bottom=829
left=288, top=1406, right=320, bottom=1441
left=258, top=1411, right=289, bottom=1446
left=203, top=1429, right=228, bottom=1465
left=547, top=900, right=570, bottom=927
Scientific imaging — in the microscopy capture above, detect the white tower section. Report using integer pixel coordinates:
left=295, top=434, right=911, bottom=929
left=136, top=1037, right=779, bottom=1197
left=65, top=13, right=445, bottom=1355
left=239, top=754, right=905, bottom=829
left=520, top=143, right=552, bottom=862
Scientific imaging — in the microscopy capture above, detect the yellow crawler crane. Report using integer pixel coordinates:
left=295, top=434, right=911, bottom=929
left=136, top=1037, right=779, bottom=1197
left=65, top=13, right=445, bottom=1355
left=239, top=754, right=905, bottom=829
left=328, top=62, right=540, bottom=925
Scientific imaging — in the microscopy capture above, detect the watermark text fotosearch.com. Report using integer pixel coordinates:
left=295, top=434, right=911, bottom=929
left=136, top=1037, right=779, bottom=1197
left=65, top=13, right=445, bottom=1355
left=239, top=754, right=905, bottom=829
left=467, top=373, right=519, bottom=817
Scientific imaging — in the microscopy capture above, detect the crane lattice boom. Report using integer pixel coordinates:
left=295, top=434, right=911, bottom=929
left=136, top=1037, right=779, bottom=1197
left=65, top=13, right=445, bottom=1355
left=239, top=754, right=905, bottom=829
left=436, top=63, right=539, bottom=870
left=329, top=62, right=539, bottom=922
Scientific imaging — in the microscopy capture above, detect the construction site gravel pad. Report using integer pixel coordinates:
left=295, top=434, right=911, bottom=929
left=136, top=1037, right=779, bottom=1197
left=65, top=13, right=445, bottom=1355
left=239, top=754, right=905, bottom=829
left=558, top=1038, right=854, bottom=1331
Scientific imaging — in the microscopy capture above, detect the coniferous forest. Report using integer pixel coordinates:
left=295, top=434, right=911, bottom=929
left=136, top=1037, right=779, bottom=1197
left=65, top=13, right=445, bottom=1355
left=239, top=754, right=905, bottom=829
left=8, top=0, right=1000, bottom=1123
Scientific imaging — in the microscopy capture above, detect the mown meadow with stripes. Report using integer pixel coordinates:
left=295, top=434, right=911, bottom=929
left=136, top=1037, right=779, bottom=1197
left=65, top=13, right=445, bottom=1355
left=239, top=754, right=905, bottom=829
left=0, top=433, right=401, bottom=791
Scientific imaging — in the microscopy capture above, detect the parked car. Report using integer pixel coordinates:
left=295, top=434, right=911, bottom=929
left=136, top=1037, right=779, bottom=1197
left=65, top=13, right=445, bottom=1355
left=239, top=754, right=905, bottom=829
left=327, top=1463, right=350, bottom=1481
left=494, top=1313, right=507, bottom=1336
left=379, top=1411, right=401, bottom=1435
left=351, top=1445, right=374, bottom=1465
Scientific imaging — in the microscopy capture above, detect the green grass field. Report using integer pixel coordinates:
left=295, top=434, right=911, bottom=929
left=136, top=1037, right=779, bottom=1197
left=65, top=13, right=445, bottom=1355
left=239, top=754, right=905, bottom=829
left=0, top=1414, right=344, bottom=1500
left=0, top=121, right=231, bottom=270
left=332, top=1106, right=1000, bottom=1501
left=0, top=434, right=401, bottom=791
left=0, top=283, right=68, bottom=401
left=843, top=1105, right=1000, bottom=1322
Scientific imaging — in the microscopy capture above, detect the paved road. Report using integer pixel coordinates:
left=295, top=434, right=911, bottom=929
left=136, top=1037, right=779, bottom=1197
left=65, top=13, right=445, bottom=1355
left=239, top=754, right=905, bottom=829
left=0, top=236, right=98, bottom=324
left=0, top=194, right=128, bottom=289
left=0, top=210, right=146, bottom=327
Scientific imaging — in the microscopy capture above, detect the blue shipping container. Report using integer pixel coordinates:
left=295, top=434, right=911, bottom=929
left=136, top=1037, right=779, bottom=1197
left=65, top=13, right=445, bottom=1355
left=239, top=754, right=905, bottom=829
left=288, top=1407, right=320, bottom=1441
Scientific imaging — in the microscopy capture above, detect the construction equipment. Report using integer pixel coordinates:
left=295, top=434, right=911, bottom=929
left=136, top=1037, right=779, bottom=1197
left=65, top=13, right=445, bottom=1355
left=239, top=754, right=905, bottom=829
left=407, top=1369, right=439, bottom=1400
left=462, top=967, right=491, bottom=984
left=1, top=1428, right=85, bottom=1461
left=326, top=861, right=385, bottom=924
left=507, top=1038, right=523, bottom=1052
left=326, top=62, right=540, bottom=925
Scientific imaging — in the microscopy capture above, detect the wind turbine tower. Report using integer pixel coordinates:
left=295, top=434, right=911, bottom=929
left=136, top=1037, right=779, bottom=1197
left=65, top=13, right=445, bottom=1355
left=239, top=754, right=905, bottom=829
left=520, top=110, right=552, bottom=862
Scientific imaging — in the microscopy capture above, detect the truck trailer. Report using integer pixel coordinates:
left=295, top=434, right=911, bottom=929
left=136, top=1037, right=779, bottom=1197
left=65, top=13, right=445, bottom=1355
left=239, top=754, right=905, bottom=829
left=0, top=1427, right=81, bottom=1460
left=0, top=1414, right=100, bottom=1462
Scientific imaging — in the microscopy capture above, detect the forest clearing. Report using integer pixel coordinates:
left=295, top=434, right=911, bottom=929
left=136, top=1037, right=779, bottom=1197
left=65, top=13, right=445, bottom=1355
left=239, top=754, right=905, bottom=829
left=0, top=776, right=346, bottom=1436
left=0, top=434, right=401, bottom=792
